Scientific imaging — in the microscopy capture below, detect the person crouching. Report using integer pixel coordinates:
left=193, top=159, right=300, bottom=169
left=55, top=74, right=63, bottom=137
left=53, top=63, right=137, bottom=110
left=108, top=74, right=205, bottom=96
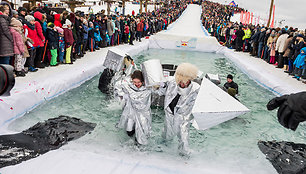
left=116, top=70, right=152, bottom=145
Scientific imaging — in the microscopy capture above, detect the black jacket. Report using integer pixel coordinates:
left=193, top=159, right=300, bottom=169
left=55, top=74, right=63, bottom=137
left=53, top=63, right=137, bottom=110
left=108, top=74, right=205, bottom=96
left=258, top=31, right=265, bottom=43
left=224, top=81, right=239, bottom=94
left=46, top=28, right=59, bottom=49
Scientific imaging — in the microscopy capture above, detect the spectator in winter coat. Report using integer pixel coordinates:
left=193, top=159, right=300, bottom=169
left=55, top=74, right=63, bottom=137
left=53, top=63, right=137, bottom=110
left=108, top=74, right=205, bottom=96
left=123, top=21, right=129, bottom=43
left=88, top=21, right=95, bottom=52
left=267, top=31, right=277, bottom=64
left=24, top=15, right=39, bottom=72
left=129, top=19, right=136, bottom=45
left=10, top=17, right=27, bottom=76
left=17, top=7, right=35, bottom=31
left=293, top=47, right=306, bottom=80
left=62, top=19, right=74, bottom=64
left=276, top=29, right=289, bottom=68
left=0, top=4, right=14, bottom=64
left=136, top=19, right=144, bottom=42
left=106, top=17, right=114, bottom=44
left=82, top=19, right=89, bottom=54
left=94, top=25, right=102, bottom=49
left=56, top=27, right=65, bottom=64
left=33, top=11, right=46, bottom=68
left=46, top=22, right=59, bottom=66
left=283, top=33, right=294, bottom=71
left=257, top=28, right=266, bottom=58
left=235, top=26, right=244, bottom=51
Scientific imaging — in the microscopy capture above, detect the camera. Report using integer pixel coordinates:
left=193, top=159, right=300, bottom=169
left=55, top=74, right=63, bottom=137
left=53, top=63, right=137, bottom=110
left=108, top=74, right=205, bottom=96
left=0, top=64, right=15, bottom=96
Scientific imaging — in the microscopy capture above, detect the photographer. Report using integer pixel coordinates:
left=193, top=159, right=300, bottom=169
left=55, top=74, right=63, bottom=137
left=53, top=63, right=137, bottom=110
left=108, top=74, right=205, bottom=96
left=0, top=64, right=15, bottom=96
left=267, top=92, right=306, bottom=131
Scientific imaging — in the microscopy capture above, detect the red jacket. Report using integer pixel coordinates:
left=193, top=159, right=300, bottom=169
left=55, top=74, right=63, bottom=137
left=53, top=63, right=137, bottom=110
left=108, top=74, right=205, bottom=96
left=124, top=25, right=129, bottom=34
left=24, top=24, right=40, bottom=48
left=63, top=28, right=74, bottom=46
left=136, top=22, right=144, bottom=32
left=34, top=21, right=45, bottom=47
left=54, top=14, right=62, bottom=28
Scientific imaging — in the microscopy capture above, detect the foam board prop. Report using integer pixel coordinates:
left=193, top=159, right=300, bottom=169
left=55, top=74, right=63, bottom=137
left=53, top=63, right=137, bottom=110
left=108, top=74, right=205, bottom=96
left=205, top=73, right=221, bottom=85
left=192, top=78, right=250, bottom=130
left=103, top=48, right=127, bottom=72
left=141, top=59, right=165, bottom=86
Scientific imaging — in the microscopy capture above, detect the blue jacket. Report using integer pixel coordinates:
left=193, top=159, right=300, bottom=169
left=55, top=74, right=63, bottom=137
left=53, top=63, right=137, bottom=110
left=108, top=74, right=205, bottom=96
left=83, top=24, right=89, bottom=40
left=94, top=26, right=102, bottom=42
left=293, top=47, right=306, bottom=69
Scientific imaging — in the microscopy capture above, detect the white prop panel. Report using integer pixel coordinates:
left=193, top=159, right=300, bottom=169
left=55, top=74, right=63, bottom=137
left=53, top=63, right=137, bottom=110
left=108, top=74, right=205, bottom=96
left=192, top=78, right=250, bottom=130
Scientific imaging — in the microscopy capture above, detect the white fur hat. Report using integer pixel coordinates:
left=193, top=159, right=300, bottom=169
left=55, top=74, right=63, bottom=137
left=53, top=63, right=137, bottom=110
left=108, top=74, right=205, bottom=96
left=65, top=19, right=72, bottom=26
left=175, top=63, right=198, bottom=84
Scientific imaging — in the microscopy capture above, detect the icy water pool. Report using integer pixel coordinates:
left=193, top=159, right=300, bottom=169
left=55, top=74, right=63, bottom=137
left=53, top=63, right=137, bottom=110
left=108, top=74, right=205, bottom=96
left=8, top=49, right=306, bottom=173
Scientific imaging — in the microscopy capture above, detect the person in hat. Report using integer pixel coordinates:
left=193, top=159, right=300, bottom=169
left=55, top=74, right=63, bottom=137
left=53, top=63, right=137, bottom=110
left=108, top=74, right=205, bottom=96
left=46, top=22, right=59, bottom=66
left=62, top=19, right=74, bottom=64
left=156, top=63, right=200, bottom=157
left=56, top=26, right=65, bottom=64
left=223, top=74, right=239, bottom=97
left=18, top=7, right=34, bottom=30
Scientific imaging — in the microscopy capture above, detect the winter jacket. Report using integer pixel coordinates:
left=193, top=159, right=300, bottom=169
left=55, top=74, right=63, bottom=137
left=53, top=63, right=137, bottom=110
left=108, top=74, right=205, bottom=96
left=9, top=27, right=24, bottom=55
left=83, top=24, right=89, bottom=40
left=251, top=30, right=260, bottom=43
left=0, top=15, right=14, bottom=57
left=124, top=25, right=129, bottom=34
left=88, top=27, right=95, bottom=39
left=63, top=27, right=74, bottom=46
left=10, top=17, right=29, bottom=58
left=34, top=21, right=45, bottom=47
left=94, top=26, right=102, bottom=42
left=293, top=47, right=306, bottom=69
left=137, top=22, right=144, bottom=32
left=283, top=37, right=293, bottom=57
left=276, top=34, right=289, bottom=53
left=293, top=40, right=305, bottom=60
left=24, top=23, right=40, bottom=48
left=46, top=27, right=59, bottom=49
left=106, top=19, right=114, bottom=36
left=258, top=31, right=265, bottom=43
left=242, top=28, right=251, bottom=40
left=54, top=14, right=62, bottom=27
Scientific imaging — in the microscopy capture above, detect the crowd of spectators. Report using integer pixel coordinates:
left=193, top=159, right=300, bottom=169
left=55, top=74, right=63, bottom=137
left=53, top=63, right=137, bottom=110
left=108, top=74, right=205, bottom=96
left=202, top=0, right=306, bottom=84
left=0, top=0, right=187, bottom=77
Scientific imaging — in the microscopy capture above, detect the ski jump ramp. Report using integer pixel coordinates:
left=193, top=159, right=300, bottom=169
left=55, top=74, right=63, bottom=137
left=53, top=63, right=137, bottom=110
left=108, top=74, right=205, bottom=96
left=149, top=4, right=221, bottom=52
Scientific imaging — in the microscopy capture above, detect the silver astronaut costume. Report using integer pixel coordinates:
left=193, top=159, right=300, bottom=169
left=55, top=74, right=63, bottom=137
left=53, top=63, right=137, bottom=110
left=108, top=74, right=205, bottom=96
left=114, top=76, right=152, bottom=145
left=158, top=79, right=200, bottom=155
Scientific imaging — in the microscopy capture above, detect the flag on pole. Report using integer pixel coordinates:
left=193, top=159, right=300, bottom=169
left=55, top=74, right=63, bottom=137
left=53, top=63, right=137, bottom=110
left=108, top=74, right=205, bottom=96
left=270, top=5, right=275, bottom=28
left=229, top=1, right=237, bottom=7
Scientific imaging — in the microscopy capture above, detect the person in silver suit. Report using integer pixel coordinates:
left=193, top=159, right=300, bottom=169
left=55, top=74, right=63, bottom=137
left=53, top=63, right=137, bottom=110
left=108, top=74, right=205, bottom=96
left=115, top=70, right=152, bottom=145
left=157, top=63, right=200, bottom=156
